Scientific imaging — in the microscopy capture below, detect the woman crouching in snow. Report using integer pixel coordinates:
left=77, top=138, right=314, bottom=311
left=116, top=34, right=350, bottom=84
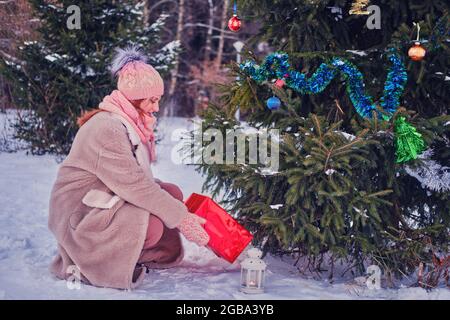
left=48, top=47, right=209, bottom=290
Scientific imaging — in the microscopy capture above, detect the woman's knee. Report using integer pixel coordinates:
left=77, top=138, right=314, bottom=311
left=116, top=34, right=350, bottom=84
left=143, top=215, right=164, bottom=249
left=158, top=182, right=184, bottom=202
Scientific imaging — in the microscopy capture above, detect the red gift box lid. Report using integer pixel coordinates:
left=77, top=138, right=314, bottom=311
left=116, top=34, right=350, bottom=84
left=184, top=193, right=253, bottom=263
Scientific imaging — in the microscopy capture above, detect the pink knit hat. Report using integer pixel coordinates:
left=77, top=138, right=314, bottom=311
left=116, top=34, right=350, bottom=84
left=111, top=46, right=164, bottom=100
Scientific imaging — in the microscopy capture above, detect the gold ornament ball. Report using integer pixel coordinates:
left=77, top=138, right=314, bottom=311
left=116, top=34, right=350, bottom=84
left=408, top=42, right=426, bottom=61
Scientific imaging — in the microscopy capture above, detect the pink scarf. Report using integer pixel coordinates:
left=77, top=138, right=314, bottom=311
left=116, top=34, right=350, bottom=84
left=99, top=90, right=157, bottom=162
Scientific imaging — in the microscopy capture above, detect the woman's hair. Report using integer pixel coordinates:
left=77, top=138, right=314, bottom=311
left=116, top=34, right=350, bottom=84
left=77, top=109, right=103, bottom=127
left=77, top=99, right=146, bottom=127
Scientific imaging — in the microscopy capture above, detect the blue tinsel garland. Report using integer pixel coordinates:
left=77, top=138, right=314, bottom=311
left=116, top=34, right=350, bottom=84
left=239, top=50, right=408, bottom=120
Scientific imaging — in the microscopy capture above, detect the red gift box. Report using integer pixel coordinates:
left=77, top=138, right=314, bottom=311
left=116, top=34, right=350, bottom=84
left=184, top=193, right=253, bottom=263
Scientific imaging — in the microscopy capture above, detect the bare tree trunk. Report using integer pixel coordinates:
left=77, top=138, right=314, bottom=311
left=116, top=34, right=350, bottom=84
left=166, top=0, right=185, bottom=117
left=0, top=76, right=5, bottom=112
left=203, top=0, right=214, bottom=63
left=143, top=0, right=149, bottom=27
left=215, top=0, right=229, bottom=70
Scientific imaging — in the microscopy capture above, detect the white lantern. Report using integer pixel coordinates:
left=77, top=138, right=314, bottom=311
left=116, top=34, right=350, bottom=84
left=240, top=248, right=266, bottom=294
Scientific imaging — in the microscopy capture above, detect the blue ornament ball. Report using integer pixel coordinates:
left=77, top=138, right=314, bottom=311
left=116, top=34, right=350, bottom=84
left=266, top=96, right=281, bottom=110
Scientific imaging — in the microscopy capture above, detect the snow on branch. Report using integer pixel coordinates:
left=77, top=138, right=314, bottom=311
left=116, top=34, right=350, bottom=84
left=405, top=149, right=450, bottom=193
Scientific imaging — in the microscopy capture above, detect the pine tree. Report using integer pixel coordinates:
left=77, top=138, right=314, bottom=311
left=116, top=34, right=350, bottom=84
left=194, top=0, right=450, bottom=279
left=0, top=0, right=180, bottom=155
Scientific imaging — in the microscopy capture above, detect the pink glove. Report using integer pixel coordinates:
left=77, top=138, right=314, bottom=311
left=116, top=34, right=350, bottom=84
left=177, top=213, right=210, bottom=246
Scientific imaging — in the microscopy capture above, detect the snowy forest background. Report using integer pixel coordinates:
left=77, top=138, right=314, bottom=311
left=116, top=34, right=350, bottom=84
left=0, top=0, right=258, bottom=117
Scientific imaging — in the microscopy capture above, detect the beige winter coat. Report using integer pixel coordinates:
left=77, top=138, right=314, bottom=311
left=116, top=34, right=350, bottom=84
left=48, top=111, right=189, bottom=290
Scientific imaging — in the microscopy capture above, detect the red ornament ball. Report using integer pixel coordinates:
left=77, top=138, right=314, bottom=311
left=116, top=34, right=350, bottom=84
left=228, top=14, right=241, bottom=32
left=408, top=42, right=426, bottom=61
left=275, top=79, right=285, bottom=88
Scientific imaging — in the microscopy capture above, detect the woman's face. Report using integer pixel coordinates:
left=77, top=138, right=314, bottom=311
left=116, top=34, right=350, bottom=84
left=139, top=96, right=161, bottom=113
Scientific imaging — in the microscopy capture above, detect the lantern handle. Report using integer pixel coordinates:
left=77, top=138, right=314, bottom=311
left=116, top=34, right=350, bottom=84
left=413, top=22, right=421, bottom=42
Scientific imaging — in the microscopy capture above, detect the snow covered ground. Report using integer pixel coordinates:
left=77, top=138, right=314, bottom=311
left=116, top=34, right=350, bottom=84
left=0, top=110, right=448, bottom=300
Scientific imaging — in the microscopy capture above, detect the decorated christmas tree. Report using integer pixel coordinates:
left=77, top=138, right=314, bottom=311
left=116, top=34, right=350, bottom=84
left=0, top=0, right=180, bottom=155
left=194, top=0, right=450, bottom=280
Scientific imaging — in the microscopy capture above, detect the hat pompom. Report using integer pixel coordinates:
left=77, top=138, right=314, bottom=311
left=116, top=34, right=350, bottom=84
left=110, top=46, right=148, bottom=76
